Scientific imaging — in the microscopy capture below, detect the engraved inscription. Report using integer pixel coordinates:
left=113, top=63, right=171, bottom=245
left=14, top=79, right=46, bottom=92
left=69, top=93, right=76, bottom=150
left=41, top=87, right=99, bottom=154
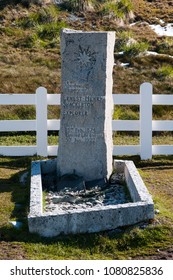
left=62, top=94, right=105, bottom=116
left=63, top=95, right=105, bottom=103
left=65, top=126, right=104, bottom=143
left=64, top=81, right=90, bottom=93
left=63, top=110, right=88, bottom=116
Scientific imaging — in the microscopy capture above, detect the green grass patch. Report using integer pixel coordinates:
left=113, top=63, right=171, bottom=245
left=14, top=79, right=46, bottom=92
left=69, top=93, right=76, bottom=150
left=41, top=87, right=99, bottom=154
left=156, top=65, right=173, bottom=80
left=1, top=132, right=173, bottom=146
left=101, top=0, right=133, bottom=19
left=113, top=105, right=139, bottom=120
left=123, top=41, right=149, bottom=57
left=14, top=4, right=67, bottom=49
left=16, top=4, right=61, bottom=29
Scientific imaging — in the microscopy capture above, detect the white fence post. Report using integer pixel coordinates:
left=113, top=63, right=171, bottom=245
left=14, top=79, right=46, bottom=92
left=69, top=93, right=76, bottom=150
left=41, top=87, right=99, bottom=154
left=140, top=82, right=152, bottom=160
left=36, top=87, right=48, bottom=157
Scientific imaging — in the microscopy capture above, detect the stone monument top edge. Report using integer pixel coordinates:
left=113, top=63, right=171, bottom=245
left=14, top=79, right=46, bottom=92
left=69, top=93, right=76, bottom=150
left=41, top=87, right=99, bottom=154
left=61, top=28, right=115, bottom=35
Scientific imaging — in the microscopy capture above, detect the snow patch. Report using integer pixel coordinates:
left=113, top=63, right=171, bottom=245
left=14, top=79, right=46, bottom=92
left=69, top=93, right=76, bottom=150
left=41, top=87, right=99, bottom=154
left=149, top=23, right=173, bottom=37
left=144, top=51, right=173, bottom=59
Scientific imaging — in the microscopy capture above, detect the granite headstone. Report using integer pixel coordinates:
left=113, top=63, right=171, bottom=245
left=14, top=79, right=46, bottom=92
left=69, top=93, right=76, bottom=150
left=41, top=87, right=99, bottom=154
left=57, top=29, right=115, bottom=182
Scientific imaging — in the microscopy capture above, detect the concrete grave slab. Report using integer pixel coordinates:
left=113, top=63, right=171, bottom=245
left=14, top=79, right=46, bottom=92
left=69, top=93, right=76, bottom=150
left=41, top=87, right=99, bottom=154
left=28, top=159, right=154, bottom=237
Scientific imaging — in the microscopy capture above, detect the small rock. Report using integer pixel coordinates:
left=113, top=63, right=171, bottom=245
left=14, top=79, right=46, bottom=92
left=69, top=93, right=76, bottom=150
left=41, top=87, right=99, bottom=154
left=155, top=209, right=160, bottom=214
left=108, top=228, right=123, bottom=235
left=87, top=198, right=96, bottom=203
left=19, top=171, right=28, bottom=185
left=9, top=221, right=23, bottom=229
left=52, top=196, right=63, bottom=204
left=109, top=173, right=124, bottom=184
left=86, top=202, right=93, bottom=207
left=52, top=194, right=76, bottom=204
left=85, top=178, right=107, bottom=189
left=140, top=224, right=147, bottom=229
left=62, top=194, right=76, bottom=203
left=95, top=200, right=103, bottom=205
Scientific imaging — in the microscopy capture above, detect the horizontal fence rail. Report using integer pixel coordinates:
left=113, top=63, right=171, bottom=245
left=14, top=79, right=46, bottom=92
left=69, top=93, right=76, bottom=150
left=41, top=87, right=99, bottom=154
left=0, top=83, right=173, bottom=159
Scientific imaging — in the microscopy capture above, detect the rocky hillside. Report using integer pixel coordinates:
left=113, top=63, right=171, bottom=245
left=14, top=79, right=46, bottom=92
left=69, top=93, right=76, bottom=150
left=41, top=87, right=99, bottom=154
left=0, top=0, right=173, bottom=120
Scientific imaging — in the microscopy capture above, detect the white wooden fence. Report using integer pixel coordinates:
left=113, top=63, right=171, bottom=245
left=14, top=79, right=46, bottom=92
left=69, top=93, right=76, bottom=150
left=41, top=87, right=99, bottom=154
left=0, top=82, right=173, bottom=159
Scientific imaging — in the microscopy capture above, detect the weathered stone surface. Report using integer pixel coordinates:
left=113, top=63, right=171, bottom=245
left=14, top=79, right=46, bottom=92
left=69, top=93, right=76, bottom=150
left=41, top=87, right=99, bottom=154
left=57, top=174, right=85, bottom=192
left=57, top=29, right=115, bottom=181
left=28, top=159, right=154, bottom=237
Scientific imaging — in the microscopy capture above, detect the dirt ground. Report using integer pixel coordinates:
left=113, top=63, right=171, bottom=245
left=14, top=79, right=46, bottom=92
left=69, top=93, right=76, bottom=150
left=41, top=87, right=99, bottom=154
left=0, top=241, right=27, bottom=260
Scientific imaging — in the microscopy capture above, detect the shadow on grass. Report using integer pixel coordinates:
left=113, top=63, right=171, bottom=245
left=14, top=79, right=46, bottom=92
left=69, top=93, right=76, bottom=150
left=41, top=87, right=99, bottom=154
left=0, top=156, right=34, bottom=169
left=0, top=157, right=33, bottom=240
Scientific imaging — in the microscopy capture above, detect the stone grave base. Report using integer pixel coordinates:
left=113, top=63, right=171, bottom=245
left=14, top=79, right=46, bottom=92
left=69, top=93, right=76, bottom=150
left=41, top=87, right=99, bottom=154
left=28, top=159, right=154, bottom=237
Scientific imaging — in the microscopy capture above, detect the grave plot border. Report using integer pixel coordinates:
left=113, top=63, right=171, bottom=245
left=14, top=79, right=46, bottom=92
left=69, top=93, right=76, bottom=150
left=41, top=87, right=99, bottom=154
left=28, top=159, right=154, bottom=237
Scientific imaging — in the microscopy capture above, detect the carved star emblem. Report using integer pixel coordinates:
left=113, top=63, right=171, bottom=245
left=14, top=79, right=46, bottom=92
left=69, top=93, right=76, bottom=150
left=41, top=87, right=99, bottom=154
left=76, top=46, right=96, bottom=68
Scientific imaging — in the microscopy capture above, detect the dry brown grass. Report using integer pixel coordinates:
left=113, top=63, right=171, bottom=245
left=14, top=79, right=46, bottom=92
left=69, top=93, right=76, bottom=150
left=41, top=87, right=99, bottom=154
left=132, top=0, right=173, bottom=23
left=0, top=47, right=61, bottom=93
left=0, top=241, right=27, bottom=260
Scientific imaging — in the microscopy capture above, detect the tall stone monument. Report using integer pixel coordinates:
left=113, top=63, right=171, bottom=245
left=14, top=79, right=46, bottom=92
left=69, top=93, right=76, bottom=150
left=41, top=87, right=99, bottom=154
left=57, top=29, right=115, bottom=182
left=29, top=30, right=154, bottom=237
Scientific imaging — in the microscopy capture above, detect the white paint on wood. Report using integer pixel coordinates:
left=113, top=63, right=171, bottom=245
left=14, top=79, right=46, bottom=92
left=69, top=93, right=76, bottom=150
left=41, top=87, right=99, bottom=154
left=0, top=94, right=35, bottom=105
left=0, top=146, right=37, bottom=156
left=47, top=145, right=58, bottom=156
left=152, top=120, right=173, bottom=131
left=36, top=87, right=48, bottom=157
left=152, top=94, right=173, bottom=105
left=152, top=145, right=173, bottom=155
left=47, top=120, right=60, bottom=130
left=47, top=94, right=61, bottom=105
left=0, top=120, right=36, bottom=132
left=112, top=120, right=139, bottom=131
left=113, top=94, right=140, bottom=105
left=140, top=83, right=152, bottom=160
left=113, top=145, right=140, bottom=156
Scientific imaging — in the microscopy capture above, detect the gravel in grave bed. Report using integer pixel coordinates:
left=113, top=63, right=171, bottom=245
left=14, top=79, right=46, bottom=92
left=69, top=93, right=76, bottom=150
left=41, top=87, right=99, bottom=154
left=42, top=173, right=132, bottom=213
